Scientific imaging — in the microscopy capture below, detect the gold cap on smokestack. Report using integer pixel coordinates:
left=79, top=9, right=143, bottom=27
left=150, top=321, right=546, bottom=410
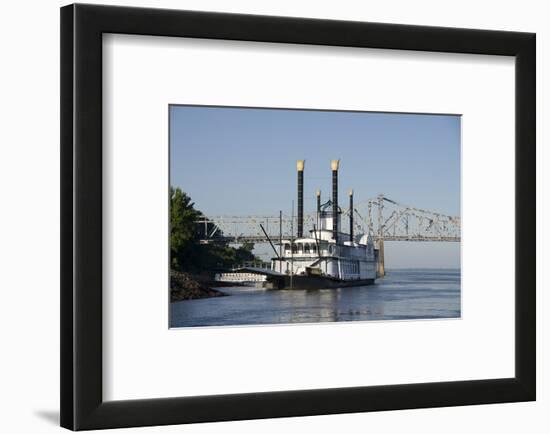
left=297, top=160, right=305, bottom=171
left=316, top=190, right=321, bottom=197
left=348, top=189, right=353, bottom=196
left=331, top=159, right=340, bottom=171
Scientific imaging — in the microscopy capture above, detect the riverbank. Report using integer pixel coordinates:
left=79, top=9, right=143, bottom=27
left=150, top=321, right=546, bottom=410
left=170, top=270, right=228, bottom=301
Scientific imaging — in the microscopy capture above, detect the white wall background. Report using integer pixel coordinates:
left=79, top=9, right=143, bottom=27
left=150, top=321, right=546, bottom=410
left=0, top=0, right=546, bottom=433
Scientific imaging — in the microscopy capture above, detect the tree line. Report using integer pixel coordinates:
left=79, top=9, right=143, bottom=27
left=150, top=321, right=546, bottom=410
left=170, top=187, right=257, bottom=274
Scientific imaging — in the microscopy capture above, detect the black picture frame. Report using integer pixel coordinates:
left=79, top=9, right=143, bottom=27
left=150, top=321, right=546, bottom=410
left=60, top=3, right=536, bottom=431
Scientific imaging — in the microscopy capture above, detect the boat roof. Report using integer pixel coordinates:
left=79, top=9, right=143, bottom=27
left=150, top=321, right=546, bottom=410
left=277, top=237, right=328, bottom=243
left=233, top=266, right=286, bottom=277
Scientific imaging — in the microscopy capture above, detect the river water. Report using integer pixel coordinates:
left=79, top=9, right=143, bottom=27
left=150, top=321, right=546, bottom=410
left=170, top=269, right=461, bottom=328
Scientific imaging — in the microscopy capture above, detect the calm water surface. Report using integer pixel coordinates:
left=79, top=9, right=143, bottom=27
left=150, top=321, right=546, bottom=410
left=170, top=269, right=461, bottom=328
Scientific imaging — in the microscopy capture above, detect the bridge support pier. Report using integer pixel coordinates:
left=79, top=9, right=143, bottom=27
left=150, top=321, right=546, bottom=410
left=377, top=239, right=385, bottom=278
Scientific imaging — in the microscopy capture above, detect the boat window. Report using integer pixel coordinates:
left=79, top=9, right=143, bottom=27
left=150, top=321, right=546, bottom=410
left=304, top=244, right=310, bottom=253
left=312, top=244, right=317, bottom=253
left=292, top=243, right=298, bottom=253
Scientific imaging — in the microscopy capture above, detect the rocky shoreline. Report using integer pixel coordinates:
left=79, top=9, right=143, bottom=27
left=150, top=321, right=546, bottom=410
left=170, top=270, right=228, bottom=302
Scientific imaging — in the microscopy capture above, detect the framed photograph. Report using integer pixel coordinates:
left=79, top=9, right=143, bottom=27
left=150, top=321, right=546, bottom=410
left=168, top=105, right=462, bottom=328
left=61, top=3, right=536, bottom=430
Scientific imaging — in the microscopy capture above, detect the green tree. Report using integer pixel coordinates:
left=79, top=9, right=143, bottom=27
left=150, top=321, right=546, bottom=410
left=170, top=186, right=261, bottom=273
left=170, top=187, right=202, bottom=270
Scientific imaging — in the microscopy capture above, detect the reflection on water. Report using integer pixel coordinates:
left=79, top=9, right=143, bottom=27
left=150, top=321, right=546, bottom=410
left=170, top=269, right=461, bottom=328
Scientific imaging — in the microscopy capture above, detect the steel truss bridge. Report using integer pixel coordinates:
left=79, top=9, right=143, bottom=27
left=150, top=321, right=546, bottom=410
left=196, top=195, right=460, bottom=245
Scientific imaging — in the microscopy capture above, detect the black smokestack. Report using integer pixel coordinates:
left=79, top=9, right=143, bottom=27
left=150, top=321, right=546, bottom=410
left=331, top=160, right=339, bottom=243
left=349, top=189, right=354, bottom=242
left=297, top=160, right=305, bottom=238
left=316, top=190, right=321, bottom=215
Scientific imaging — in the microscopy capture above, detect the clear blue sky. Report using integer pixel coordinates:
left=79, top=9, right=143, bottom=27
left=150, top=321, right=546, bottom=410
left=170, top=105, right=461, bottom=268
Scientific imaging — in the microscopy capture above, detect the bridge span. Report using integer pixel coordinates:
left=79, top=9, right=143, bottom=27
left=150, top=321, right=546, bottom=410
left=196, top=194, right=460, bottom=245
